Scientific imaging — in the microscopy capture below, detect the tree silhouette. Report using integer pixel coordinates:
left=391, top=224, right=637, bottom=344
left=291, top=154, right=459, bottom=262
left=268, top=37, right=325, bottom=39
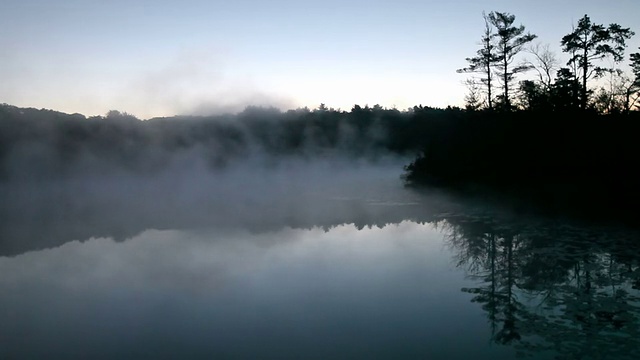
left=487, top=11, right=537, bottom=110
left=591, top=69, right=637, bottom=114
left=457, top=12, right=500, bottom=110
left=560, top=15, right=635, bottom=110
left=550, top=68, right=585, bottom=112
left=462, top=78, right=483, bottom=111
left=517, top=79, right=548, bottom=111
left=525, top=43, right=559, bottom=92
left=628, top=49, right=640, bottom=111
left=631, top=49, right=640, bottom=82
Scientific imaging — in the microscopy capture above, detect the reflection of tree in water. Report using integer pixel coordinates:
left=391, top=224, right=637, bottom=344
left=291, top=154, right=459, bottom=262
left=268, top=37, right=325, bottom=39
left=442, top=214, right=640, bottom=358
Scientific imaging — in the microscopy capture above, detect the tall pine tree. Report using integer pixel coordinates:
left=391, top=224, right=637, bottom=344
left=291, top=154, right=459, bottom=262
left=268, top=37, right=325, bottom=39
left=487, top=12, right=537, bottom=110
left=561, top=15, right=634, bottom=110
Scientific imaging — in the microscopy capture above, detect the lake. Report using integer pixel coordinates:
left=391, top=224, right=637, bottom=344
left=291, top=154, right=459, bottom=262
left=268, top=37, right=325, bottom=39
left=1, top=159, right=639, bottom=359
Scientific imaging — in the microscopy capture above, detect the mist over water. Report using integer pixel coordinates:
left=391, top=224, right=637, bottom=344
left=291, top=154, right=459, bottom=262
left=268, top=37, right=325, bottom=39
left=0, top=104, right=434, bottom=255
left=0, top=155, right=426, bottom=255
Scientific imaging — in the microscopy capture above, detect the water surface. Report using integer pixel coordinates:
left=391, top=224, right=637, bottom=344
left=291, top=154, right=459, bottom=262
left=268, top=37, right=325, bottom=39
left=1, top=161, right=638, bottom=359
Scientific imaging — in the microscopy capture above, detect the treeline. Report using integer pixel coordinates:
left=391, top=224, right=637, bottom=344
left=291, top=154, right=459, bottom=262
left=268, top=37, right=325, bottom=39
left=458, top=13, right=639, bottom=113
left=0, top=103, right=463, bottom=180
left=404, top=12, right=640, bottom=225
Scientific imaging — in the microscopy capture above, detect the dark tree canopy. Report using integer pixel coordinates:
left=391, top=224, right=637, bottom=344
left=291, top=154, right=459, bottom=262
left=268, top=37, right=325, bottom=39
left=560, top=15, right=635, bottom=110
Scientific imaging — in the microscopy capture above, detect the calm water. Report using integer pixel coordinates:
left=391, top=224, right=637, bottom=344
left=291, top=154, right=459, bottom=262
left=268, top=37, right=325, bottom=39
left=1, top=160, right=639, bottom=359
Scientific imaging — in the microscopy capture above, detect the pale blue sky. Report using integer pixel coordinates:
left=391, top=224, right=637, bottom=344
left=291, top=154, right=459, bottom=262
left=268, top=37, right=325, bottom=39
left=2, top=0, right=639, bottom=118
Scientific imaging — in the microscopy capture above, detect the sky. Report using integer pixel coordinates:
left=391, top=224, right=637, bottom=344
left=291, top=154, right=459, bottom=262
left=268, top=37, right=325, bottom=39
left=2, top=0, right=639, bottom=119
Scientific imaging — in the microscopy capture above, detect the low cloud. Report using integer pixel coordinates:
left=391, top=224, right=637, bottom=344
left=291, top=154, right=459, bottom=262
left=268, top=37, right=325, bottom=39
left=118, top=48, right=294, bottom=118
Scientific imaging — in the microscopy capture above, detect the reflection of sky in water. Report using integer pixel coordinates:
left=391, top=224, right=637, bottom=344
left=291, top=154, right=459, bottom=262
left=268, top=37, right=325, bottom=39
left=0, top=222, right=519, bottom=359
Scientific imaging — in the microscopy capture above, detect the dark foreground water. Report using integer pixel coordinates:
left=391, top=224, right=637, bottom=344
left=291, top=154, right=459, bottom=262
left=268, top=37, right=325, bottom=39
left=1, top=160, right=639, bottom=359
